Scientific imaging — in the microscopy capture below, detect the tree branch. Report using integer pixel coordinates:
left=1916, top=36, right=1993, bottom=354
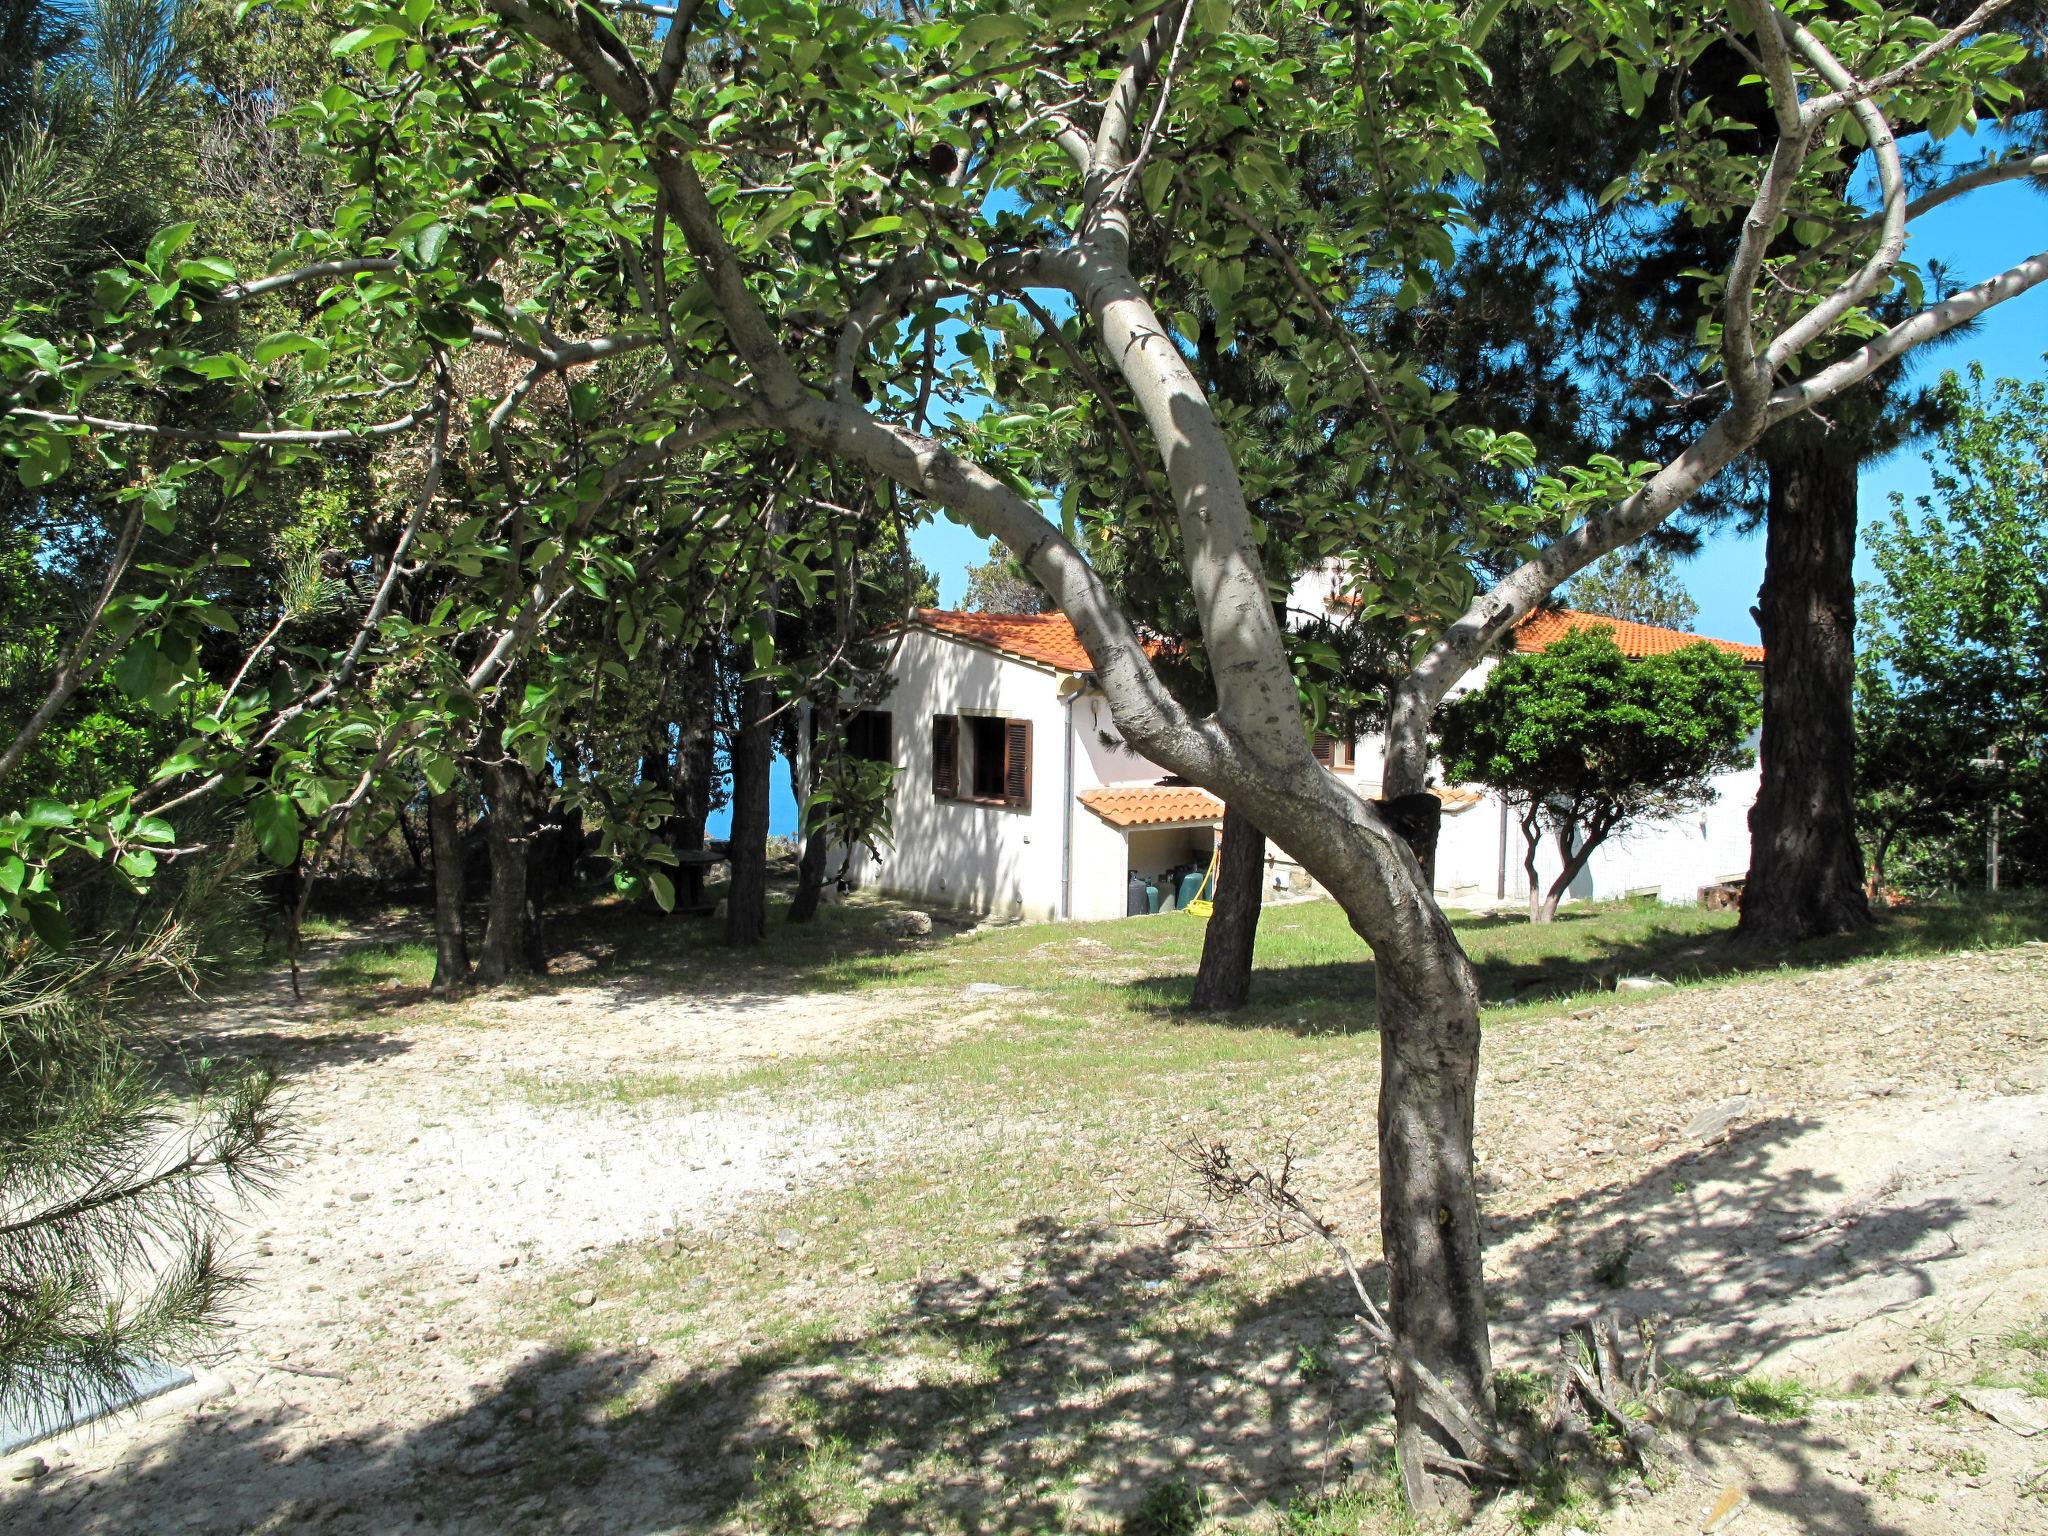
left=0, top=498, right=147, bottom=787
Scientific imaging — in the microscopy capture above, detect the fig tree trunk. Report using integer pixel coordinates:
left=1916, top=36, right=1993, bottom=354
left=1189, top=803, right=1265, bottom=1011
left=1376, top=958, right=1493, bottom=1510
left=427, top=785, right=469, bottom=994
left=1741, top=426, right=1872, bottom=943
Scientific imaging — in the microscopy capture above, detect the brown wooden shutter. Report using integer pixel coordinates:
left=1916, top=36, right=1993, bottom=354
left=931, top=715, right=958, bottom=800
left=1312, top=733, right=1336, bottom=766
left=1003, top=718, right=1032, bottom=809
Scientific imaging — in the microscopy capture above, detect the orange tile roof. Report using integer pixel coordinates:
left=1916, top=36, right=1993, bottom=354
left=1079, top=784, right=1225, bottom=829
left=1512, top=607, right=1764, bottom=663
left=909, top=608, right=1180, bottom=673
left=1432, top=786, right=1485, bottom=813
left=909, top=609, right=1097, bottom=671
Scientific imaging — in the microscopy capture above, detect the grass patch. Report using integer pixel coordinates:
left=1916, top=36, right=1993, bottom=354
left=2002, top=1317, right=2048, bottom=1356
left=315, top=939, right=436, bottom=990
left=1279, top=1463, right=1413, bottom=1535
left=1667, top=1369, right=1814, bottom=1421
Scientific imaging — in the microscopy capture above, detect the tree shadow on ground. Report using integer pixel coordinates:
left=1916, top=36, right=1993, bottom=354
left=22, top=1108, right=1975, bottom=1536
left=1119, top=891, right=2048, bottom=1033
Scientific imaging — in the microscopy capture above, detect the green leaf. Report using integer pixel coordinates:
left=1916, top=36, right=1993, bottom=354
left=146, top=222, right=198, bottom=271
left=26, top=898, right=70, bottom=951
left=14, top=432, right=70, bottom=489
left=402, top=221, right=451, bottom=269
left=176, top=257, right=238, bottom=284
left=2, top=330, right=62, bottom=372
left=647, top=868, right=675, bottom=913
left=254, top=331, right=325, bottom=365
left=421, top=753, right=457, bottom=796
left=22, top=798, right=75, bottom=829
left=420, top=306, right=474, bottom=345
left=112, top=640, right=159, bottom=699
left=250, top=793, right=302, bottom=867
left=958, top=12, right=1029, bottom=49
left=332, top=23, right=406, bottom=55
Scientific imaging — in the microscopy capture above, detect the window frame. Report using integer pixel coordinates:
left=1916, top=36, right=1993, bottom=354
left=931, top=712, right=1032, bottom=811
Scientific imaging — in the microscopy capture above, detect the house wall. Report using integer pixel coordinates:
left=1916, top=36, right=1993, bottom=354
left=839, top=621, right=1755, bottom=923
left=842, top=629, right=1073, bottom=921
left=1482, top=762, right=1760, bottom=908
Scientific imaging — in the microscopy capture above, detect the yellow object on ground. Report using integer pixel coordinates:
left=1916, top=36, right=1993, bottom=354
left=1184, top=846, right=1221, bottom=919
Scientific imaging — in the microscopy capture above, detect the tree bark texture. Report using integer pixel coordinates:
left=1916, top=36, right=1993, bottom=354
left=788, top=702, right=835, bottom=925
left=476, top=754, right=546, bottom=983
left=427, top=785, right=469, bottom=994
left=1375, top=933, right=1493, bottom=1508
left=1189, top=803, right=1265, bottom=1011
left=1741, top=426, right=1873, bottom=943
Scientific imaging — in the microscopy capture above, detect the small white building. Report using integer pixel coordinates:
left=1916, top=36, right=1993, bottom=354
left=828, top=602, right=1763, bottom=923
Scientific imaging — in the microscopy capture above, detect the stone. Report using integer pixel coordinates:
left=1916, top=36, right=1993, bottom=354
left=569, top=1289, right=597, bottom=1309
left=418, top=1325, right=441, bottom=1343
left=1617, top=975, right=1675, bottom=991
left=349, top=1191, right=372, bottom=1202
left=8, top=1455, right=49, bottom=1482
left=1958, top=1386, right=2047, bottom=1436
left=1683, top=1095, right=1757, bottom=1143
left=964, top=982, right=1016, bottom=996
left=880, top=909, right=933, bottom=938
left=773, top=1228, right=804, bottom=1252
left=1702, top=1487, right=1748, bottom=1532
left=498, top=1255, right=520, bottom=1270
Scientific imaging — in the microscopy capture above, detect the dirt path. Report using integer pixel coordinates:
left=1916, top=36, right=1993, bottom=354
left=5, top=937, right=2047, bottom=1534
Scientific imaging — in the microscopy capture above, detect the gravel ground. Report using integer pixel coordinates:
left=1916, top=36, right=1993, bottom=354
left=4, top=934, right=2046, bottom=1535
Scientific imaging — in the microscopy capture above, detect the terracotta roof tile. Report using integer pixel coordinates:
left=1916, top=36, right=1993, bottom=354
left=1432, top=786, right=1485, bottom=813
left=908, top=609, right=1096, bottom=670
left=907, top=609, right=1174, bottom=672
left=1512, top=607, right=1764, bottom=663
left=1079, top=784, right=1225, bottom=829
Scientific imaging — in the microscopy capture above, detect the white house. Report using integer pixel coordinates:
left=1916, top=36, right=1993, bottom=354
left=826, top=600, right=1764, bottom=923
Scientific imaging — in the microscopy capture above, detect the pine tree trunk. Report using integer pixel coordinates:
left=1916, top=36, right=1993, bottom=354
left=1189, top=804, right=1265, bottom=1011
left=1740, top=427, right=1872, bottom=943
left=724, top=675, right=774, bottom=946
left=476, top=754, right=545, bottom=984
left=427, top=785, right=469, bottom=994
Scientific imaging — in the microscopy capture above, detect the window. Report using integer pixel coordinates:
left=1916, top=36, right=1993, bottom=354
left=1312, top=733, right=1356, bottom=774
left=846, top=710, right=892, bottom=764
left=931, top=713, right=1031, bottom=809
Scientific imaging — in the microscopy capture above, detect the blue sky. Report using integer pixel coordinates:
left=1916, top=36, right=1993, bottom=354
left=1682, top=178, right=2048, bottom=646
left=915, top=180, right=2048, bottom=638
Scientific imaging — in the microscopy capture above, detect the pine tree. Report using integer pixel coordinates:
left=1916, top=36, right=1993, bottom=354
left=1564, top=549, right=1700, bottom=632
left=1, top=858, right=285, bottom=1422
